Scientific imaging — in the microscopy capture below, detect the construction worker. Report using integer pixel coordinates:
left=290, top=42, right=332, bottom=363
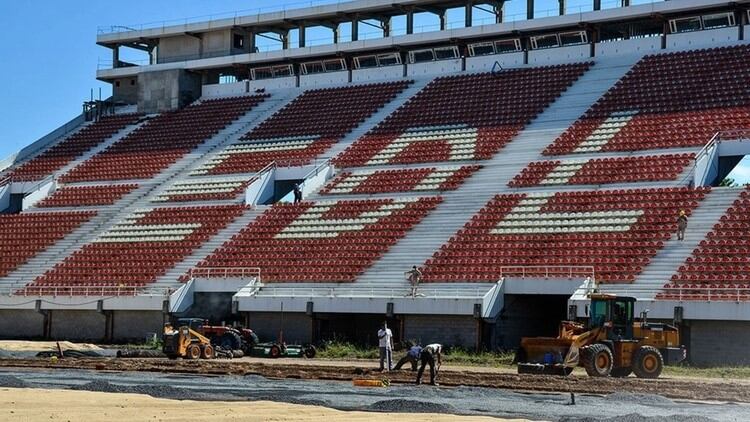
left=677, top=210, right=688, bottom=241
left=293, top=183, right=303, bottom=203
left=405, top=266, right=423, bottom=297
left=394, top=343, right=422, bottom=371
left=416, top=343, right=442, bottom=386
left=377, top=321, right=393, bottom=372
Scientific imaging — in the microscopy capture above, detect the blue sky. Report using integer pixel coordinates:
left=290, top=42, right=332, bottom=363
left=3, top=0, right=744, bottom=182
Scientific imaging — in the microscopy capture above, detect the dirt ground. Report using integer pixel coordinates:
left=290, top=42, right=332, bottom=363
left=0, top=387, right=523, bottom=422
left=1, top=356, right=749, bottom=403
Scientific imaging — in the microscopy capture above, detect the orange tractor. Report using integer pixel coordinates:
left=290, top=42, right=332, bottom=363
left=516, top=294, right=686, bottom=378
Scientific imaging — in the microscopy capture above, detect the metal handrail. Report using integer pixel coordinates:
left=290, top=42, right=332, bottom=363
left=6, top=285, right=175, bottom=297
left=189, top=267, right=261, bottom=280
left=659, top=285, right=750, bottom=302
left=253, top=286, right=494, bottom=299
left=500, top=265, right=595, bottom=280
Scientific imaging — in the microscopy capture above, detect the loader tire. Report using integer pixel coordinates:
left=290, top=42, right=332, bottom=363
left=633, top=346, right=663, bottom=379
left=269, top=345, right=282, bottom=358
left=186, top=344, right=201, bottom=360
left=610, top=367, right=632, bottom=378
left=201, top=344, right=215, bottom=359
left=582, top=344, right=613, bottom=377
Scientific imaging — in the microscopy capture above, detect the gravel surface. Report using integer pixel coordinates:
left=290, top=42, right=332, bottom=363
left=0, top=375, right=28, bottom=388
left=369, top=399, right=456, bottom=413
left=561, top=415, right=717, bottom=422
left=70, top=380, right=205, bottom=400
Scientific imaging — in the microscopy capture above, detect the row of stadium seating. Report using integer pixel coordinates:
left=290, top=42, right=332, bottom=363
left=152, top=177, right=250, bottom=202
left=420, top=187, right=709, bottom=283
left=59, top=96, right=268, bottom=182
left=193, top=197, right=441, bottom=282
left=6, top=114, right=142, bottom=182
left=36, top=184, right=139, bottom=207
left=0, top=211, right=96, bottom=277
left=319, top=165, right=481, bottom=195
left=332, top=63, right=591, bottom=168
left=544, top=45, right=750, bottom=155
left=508, top=153, right=695, bottom=187
left=192, top=81, right=411, bottom=175
left=28, top=205, right=245, bottom=288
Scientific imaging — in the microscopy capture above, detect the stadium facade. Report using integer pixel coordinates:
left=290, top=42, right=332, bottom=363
left=2, top=0, right=750, bottom=364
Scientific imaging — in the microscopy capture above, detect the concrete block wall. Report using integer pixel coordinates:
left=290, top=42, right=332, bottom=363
left=0, top=310, right=44, bottom=339
left=403, top=315, right=477, bottom=349
left=688, top=320, right=750, bottom=366
left=138, top=69, right=202, bottom=113
left=49, top=310, right=106, bottom=341
left=113, top=311, right=164, bottom=341
left=246, top=312, right=312, bottom=344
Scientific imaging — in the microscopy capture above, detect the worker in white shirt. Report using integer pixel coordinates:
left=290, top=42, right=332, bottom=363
left=416, top=343, right=442, bottom=385
left=377, top=321, right=394, bottom=372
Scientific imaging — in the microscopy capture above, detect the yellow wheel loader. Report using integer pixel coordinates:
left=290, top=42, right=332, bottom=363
left=162, top=323, right=215, bottom=360
left=516, top=294, right=686, bottom=378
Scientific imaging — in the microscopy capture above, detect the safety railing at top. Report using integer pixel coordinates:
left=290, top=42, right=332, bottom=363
left=96, top=0, right=663, bottom=35
left=189, top=267, right=262, bottom=280
left=253, top=286, right=494, bottom=299
left=6, top=285, right=175, bottom=298
left=658, top=285, right=750, bottom=302
left=500, top=265, right=595, bottom=280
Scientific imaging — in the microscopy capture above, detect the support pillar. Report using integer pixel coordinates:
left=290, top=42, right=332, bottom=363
left=281, top=31, right=290, bottom=50
left=381, top=18, right=391, bottom=37
left=559, top=0, right=565, bottom=16
left=104, top=311, right=114, bottom=342
left=593, top=0, right=601, bottom=11
left=494, top=4, right=504, bottom=23
left=248, top=31, right=256, bottom=53
left=299, top=24, right=306, bottom=48
left=406, top=10, right=414, bottom=34
left=439, top=11, right=447, bottom=30
left=527, top=0, right=534, bottom=20
left=622, top=0, right=630, bottom=6
left=466, top=2, right=474, bottom=27
left=352, top=16, right=359, bottom=41
left=333, top=24, right=340, bottom=43
left=112, top=46, right=120, bottom=68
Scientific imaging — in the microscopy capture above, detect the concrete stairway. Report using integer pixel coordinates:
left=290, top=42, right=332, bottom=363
left=354, top=56, right=641, bottom=286
left=322, top=77, right=435, bottom=160
left=631, top=187, right=742, bottom=289
left=156, top=205, right=269, bottom=285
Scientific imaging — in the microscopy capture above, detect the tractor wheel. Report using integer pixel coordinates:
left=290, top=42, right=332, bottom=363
left=610, top=367, right=632, bottom=378
left=219, top=332, right=242, bottom=351
left=186, top=344, right=201, bottom=360
left=201, top=344, right=215, bottom=359
left=633, top=346, right=664, bottom=379
left=269, top=344, right=282, bottom=358
left=303, top=344, right=316, bottom=359
left=582, top=344, right=613, bottom=377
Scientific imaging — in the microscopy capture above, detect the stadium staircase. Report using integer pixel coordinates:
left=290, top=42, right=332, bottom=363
left=351, top=55, right=643, bottom=288
left=628, top=187, right=742, bottom=292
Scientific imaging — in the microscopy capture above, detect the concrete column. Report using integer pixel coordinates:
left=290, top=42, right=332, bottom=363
left=494, top=4, right=504, bottom=23
left=299, top=24, right=306, bottom=48
left=282, top=31, right=290, bottom=50
left=381, top=18, right=391, bottom=37
left=527, top=0, right=534, bottom=20
left=333, top=24, right=340, bottom=43
left=466, top=2, right=474, bottom=27
left=406, top=11, right=414, bottom=34
left=248, top=31, right=257, bottom=53
left=622, top=0, right=630, bottom=6
left=559, top=0, right=565, bottom=16
left=112, top=46, right=120, bottom=68
left=593, top=0, right=601, bottom=11
left=352, top=17, right=359, bottom=41
left=439, top=11, right=447, bottom=30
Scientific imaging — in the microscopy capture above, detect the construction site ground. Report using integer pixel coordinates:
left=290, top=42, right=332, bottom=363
left=0, top=352, right=749, bottom=421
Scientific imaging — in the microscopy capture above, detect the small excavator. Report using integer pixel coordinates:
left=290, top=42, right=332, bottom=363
left=516, top=294, right=686, bottom=378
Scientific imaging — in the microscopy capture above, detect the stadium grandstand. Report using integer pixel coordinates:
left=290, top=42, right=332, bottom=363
left=3, top=0, right=750, bottom=366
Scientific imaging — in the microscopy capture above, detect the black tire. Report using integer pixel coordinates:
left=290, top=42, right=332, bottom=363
left=633, top=346, right=664, bottom=379
left=582, top=344, right=613, bottom=377
left=219, top=332, right=242, bottom=351
left=269, top=344, right=282, bottom=358
left=610, top=367, right=632, bottom=378
left=303, top=344, right=316, bottom=359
